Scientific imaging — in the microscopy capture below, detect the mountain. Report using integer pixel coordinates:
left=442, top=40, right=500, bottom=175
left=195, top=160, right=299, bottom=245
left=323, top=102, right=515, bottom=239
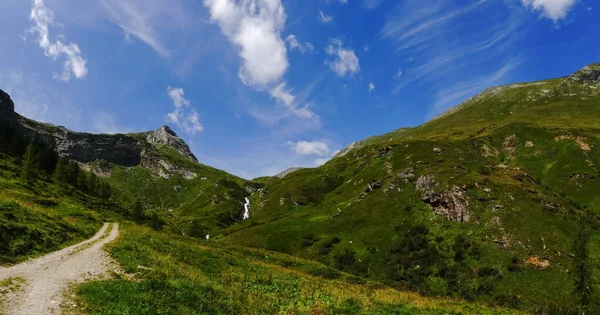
left=1, top=64, right=599, bottom=313
left=0, top=90, right=257, bottom=236
left=217, top=64, right=600, bottom=312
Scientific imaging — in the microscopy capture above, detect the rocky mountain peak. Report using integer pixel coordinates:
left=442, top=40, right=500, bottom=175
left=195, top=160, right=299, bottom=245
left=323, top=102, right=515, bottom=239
left=144, top=125, right=198, bottom=162
left=0, top=89, right=16, bottom=124
left=568, top=63, right=600, bottom=83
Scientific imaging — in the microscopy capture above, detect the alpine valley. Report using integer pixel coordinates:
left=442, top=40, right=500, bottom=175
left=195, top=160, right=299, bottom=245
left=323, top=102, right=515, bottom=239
left=1, top=64, right=599, bottom=314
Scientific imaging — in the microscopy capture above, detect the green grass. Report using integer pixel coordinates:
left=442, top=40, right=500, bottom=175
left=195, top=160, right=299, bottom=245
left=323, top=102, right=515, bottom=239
left=0, top=153, right=108, bottom=264
left=75, top=223, right=522, bottom=315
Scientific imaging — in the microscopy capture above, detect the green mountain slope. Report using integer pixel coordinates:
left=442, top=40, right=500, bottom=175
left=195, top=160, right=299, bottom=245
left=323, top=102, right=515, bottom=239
left=216, top=64, right=600, bottom=313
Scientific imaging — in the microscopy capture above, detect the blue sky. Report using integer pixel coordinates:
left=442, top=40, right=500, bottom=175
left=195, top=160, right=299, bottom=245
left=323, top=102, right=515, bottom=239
left=0, top=0, right=598, bottom=179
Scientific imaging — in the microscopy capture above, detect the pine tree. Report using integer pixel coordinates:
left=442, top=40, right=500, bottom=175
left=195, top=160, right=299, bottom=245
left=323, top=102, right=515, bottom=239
left=132, top=199, right=145, bottom=223
left=11, top=132, right=26, bottom=157
left=54, top=158, right=69, bottom=184
left=572, top=219, right=593, bottom=313
left=150, top=213, right=163, bottom=231
left=66, top=161, right=80, bottom=186
left=77, top=171, right=87, bottom=190
left=21, top=142, right=38, bottom=184
left=87, top=172, right=98, bottom=194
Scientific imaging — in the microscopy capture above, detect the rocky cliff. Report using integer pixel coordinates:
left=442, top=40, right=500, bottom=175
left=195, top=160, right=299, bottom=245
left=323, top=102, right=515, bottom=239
left=0, top=89, right=198, bottom=171
left=0, top=89, right=17, bottom=126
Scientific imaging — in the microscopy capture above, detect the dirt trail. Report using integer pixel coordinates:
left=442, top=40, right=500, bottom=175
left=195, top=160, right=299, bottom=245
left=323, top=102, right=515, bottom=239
left=0, top=223, right=120, bottom=315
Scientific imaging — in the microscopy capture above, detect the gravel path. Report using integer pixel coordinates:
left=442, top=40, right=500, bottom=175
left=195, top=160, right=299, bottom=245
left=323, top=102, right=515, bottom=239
left=0, top=223, right=120, bottom=315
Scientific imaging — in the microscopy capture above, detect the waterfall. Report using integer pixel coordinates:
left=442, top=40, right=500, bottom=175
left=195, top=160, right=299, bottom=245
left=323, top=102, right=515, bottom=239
left=242, top=197, right=250, bottom=219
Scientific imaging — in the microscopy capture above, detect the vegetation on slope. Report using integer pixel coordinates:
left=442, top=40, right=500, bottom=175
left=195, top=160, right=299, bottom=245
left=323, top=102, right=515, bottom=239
left=214, top=66, right=600, bottom=313
left=0, top=122, right=118, bottom=264
left=75, top=223, right=521, bottom=315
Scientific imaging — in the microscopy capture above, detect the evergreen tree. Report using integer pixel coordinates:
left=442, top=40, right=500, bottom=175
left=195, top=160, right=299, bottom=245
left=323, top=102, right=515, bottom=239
left=11, top=132, right=26, bottom=157
left=21, top=142, right=38, bottom=184
left=54, top=158, right=69, bottom=184
left=150, top=212, right=163, bottom=231
left=572, top=219, right=593, bottom=313
left=132, top=199, right=145, bottom=223
left=66, top=161, right=80, bottom=186
left=87, top=172, right=98, bottom=194
left=77, top=171, right=87, bottom=190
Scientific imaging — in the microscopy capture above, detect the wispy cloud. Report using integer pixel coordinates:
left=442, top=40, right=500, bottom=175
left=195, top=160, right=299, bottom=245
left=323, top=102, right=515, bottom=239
left=26, top=0, right=87, bottom=82
left=520, top=0, right=577, bottom=21
left=166, top=87, right=204, bottom=134
left=325, top=38, right=360, bottom=77
left=431, top=57, right=521, bottom=115
left=381, top=0, right=524, bottom=115
left=286, top=35, right=314, bottom=54
left=98, top=0, right=190, bottom=57
left=319, top=11, right=333, bottom=23
left=364, top=0, right=385, bottom=9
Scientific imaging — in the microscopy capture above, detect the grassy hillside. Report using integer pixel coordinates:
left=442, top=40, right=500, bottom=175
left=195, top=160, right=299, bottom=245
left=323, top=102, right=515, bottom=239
left=102, top=146, right=261, bottom=237
left=213, top=65, right=600, bottom=313
left=74, top=223, right=522, bottom=315
left=0, top=149, right=110, bottom=264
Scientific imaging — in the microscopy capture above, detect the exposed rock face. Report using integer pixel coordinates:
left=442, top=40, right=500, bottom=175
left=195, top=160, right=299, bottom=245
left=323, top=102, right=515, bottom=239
left=276, top=167, right=304, bottom=179
left=568, top=64, right=600, bottom=84
left=53, top=129, right=143, bottom=167
left=0, top=89, right=199, bottom=175
left=0, top=89, right=17, bottom=125
left=143, top=126, right=197, bottom=162
left=415, top=174, right=470, bottom=223
left=334, top=141, right=362, bottom=158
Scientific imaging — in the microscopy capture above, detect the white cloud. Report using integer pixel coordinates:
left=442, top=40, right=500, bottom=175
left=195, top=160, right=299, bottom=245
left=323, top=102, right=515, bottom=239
left=319, top=11, right=333, bottom=23
left=98, top=0, right=191, bottom=57
left=368, top=82, right=375, bottom=91
left=269, top=83, right=318, bottom=120
left=288, top=140, right=332, bottom=156
left=286, top=35, right=314, bottom=54
left=27, top=0, right=87, bottom=82
left=394, top=68, right=403, bottom=79
left=205, top=0, right=318, bottom=122
left=166, top=87, right=204, bottom=134
left=520, top=0, right=577, bottom=21
left=364, top=0, right=384, bottom=9
left=364, top=45, right=370, bottom=52
left=204, top=0, right=288, bottom=89
left=325, top=38, right=360, bottom=77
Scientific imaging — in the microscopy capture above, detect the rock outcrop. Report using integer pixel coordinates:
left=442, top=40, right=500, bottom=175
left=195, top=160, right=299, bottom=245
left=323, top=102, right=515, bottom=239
left=276, top=167, right=304, bottom=179
left=0, top=89, right=17, bottom=125
left=0, top=89, right=198, bottom=174
left=143, top=126, right=197, bottom=162
left=415, top=174, right=470, bottom=223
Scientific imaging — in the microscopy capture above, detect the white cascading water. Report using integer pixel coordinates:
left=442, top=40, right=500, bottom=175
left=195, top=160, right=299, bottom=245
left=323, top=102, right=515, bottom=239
left=242, top=197, right=250, bottom=219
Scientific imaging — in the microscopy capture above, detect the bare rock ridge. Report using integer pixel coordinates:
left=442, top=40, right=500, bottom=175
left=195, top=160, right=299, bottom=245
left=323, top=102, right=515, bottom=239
left=143, top=125, right=198, bottom=162
left=0, top=89, right=197, bottom=169
left=276, top=167, right=304, bottom=179
left=0, top=89, right=16, bottom=125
